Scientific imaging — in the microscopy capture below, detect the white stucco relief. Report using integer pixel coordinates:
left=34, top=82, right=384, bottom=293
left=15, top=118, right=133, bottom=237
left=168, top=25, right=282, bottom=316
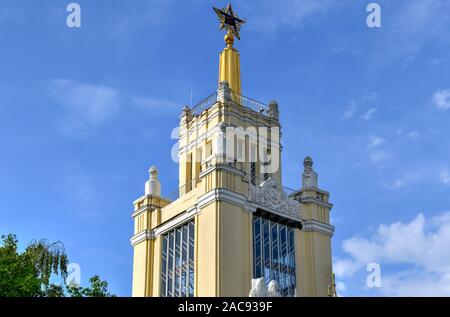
left=248, top=177, right=301, bottom=220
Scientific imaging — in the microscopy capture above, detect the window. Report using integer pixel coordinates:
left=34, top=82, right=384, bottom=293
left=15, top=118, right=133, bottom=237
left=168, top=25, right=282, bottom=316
left=205, top=140, right=213, bottom=158
left=161, top=220, right=195, bottom=297
left=261, top=148, right=271, bottom=181
left=185, top=153, right=193, bottom=193
left=251, top=162, right=256, bottom=186
left=237, top=138, right=245, bottom=162
left=252, top=216, right=296, bottom=296
left=196, top=148, right=202, bottom=176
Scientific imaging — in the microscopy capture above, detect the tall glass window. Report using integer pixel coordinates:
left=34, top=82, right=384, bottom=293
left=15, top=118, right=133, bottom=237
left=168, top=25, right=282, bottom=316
left=253, top=216, right=297, bottom=296
left=161, top=220, right=195, bottom=297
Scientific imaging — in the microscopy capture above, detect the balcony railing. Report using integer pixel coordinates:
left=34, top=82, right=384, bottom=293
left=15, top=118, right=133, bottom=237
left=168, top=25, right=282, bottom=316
left=164, top=177, right=200, bottom=202
left=231, top=91, right=270, bottom=116
left=250, top=175, right=298, bottom=197
left=163, top=168, right=298, bottom=202
left=191, top=92, right=218, bottom=116
left=190, top=90, right=270, bottom=117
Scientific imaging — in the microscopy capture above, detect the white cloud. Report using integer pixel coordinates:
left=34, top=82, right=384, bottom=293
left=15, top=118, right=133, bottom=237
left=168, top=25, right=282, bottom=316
left=49, top=79, right=121, bottom=136
left=367, top=136, right=383, bottom=149
left=407, top=131, right=420, bottom=140
left=440, top=170, right=450, bottom=184
left=335, top=212, right=450, bottom=296
left=244, top=0, right=337, bottom=33
left=382, top=168, right=427, bottom=190
left=343, top=109, right=355, bottom=120
left=342, top=99, right=357, bottom=120
left=383, top=0, right=450, bottom=63
left=362, top=108, right=378, bottom=121
left=362, top=91, right=379, bottom=103
left=366, top=136, right=389, bottom=164
left=383, top=178, right=406, bottom=190
left=336, top=281, right=346, bottom=297
left=130, top=95, right=179, bottom=113
left=432, top=89, right=450, bottom=111
left=111, top=0, right=174, bottom=37
left=369, top=150, right=389, bottom=164
left=396, top=129, right=421, bottom=141
left=49, top=79, right=181, bottom=136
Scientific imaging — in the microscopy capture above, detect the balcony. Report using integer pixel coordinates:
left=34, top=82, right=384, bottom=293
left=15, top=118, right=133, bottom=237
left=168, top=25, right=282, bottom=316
left=190, top=90, right=271, bottom=117
left=164, top=169, right=298, bottom=203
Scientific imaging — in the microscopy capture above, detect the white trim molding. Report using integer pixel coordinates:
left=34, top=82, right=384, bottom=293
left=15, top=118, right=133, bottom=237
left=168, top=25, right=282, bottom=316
left=197, top=188, right=247, bottom=209
left=153, top=207, right=199, bottom=238
left=130, top=230, right=153, bottom=246
left=301, top=219, right=335, bottom=237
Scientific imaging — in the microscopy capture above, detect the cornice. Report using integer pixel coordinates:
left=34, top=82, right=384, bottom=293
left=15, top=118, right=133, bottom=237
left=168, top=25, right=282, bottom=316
left=301, top=219, right=335, bottom=237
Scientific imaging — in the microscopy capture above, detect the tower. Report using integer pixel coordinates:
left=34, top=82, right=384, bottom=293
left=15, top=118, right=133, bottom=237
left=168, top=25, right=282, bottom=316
left=131, top=4, right=334, bottom=297
left=291, top=157, right=334, bottom=296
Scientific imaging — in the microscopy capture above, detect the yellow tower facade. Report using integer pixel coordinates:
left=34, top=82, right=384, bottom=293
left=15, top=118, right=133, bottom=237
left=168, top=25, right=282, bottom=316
left=130, top=4, right=334, bottom=297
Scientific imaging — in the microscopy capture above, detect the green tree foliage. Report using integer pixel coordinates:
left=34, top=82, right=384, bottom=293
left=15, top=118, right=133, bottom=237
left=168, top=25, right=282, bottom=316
left=25, top=237, right=68, bottom=294
left=0, top=235, right=41, bottom=297
left=0, top=234, right=115, bottom=297
left=67, top=275, right=115, bottom=297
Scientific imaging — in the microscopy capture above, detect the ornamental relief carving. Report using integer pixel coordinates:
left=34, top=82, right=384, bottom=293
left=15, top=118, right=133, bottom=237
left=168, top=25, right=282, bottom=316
left=248, top=177, right=301, bottom=219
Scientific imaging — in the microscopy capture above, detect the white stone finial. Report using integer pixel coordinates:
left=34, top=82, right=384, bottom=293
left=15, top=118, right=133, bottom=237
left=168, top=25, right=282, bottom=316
left=217, top=80, right=232, bottom=103
left=267, top=280, right=281, bottom=297
left=145, top=166, right=161, bottom=196
left=302, top=156, right=318, bottom=189
left=268, top=101, right=279, bottom=120
left=249, top=278, right=268, bottom=297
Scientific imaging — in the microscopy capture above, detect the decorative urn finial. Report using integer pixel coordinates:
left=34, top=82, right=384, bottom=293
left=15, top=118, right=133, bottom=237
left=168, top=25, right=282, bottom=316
left=145, top=166, right=161, bottom=196
left=302, top=156, right=318, bottom=189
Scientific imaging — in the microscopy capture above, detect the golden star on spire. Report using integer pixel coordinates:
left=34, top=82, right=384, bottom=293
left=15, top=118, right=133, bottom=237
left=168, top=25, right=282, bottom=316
left=213, top=3, right=246, bottom=40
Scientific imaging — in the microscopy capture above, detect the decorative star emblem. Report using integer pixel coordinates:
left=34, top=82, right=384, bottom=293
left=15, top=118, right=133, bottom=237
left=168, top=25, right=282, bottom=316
left=213, top=3, right=246, bottom=40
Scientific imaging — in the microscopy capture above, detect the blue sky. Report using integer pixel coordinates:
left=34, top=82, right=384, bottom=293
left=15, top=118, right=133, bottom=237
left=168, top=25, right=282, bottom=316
left=1, top=0, right=450, bottom=296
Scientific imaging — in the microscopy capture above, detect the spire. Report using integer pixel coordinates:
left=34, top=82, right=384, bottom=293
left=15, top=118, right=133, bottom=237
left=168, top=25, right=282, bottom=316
left=213, top=3, right=245, bottom=95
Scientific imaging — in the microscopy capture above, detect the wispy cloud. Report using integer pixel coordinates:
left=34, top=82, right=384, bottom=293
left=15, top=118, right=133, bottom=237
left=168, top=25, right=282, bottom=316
left=366, top=136, right=390, bottom=164
left=362, top=108, right=378, bottom=121
left=407, top=131, right=420, bottom=140
left=49, top=79, right=183, bottom=136
left=367, top=136, right=384, bottom=148
left=362, top=91, right=379, bottom=103
left=49, top=79, right=121, bottom=136
left=343, top=92, right=379, bottom=121
left=335, top=212, right=450, bottom=296
left=396, top=129, right=421, bottom=141
left=432, top=89, right=450, bottom=111
left=382, top=0, right=450, bottom=63
left=130, top=95, right=180, bottom=114
left=342, top=99, right=357, bottom=120
left=440, top=170, right=450, bottom=185
left=243, top=0, right=337, bottom=34
left=110, top=0, right=174, bottom=37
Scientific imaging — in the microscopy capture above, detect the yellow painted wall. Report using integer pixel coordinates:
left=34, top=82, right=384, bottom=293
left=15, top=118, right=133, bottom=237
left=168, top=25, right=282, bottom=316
left=196, top=204, right=218, bottom=296
left=218, top=201, right=252, bottom=297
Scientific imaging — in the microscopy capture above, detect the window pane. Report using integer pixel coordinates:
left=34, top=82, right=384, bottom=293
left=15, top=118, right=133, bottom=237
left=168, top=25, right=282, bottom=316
left=253, top=217, right=262, bottom=278
left=160, top=220, right=195, bottom=297
left=161, top=235, right=168, bottom=297
left=252, top=216, right=297, bottom=297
